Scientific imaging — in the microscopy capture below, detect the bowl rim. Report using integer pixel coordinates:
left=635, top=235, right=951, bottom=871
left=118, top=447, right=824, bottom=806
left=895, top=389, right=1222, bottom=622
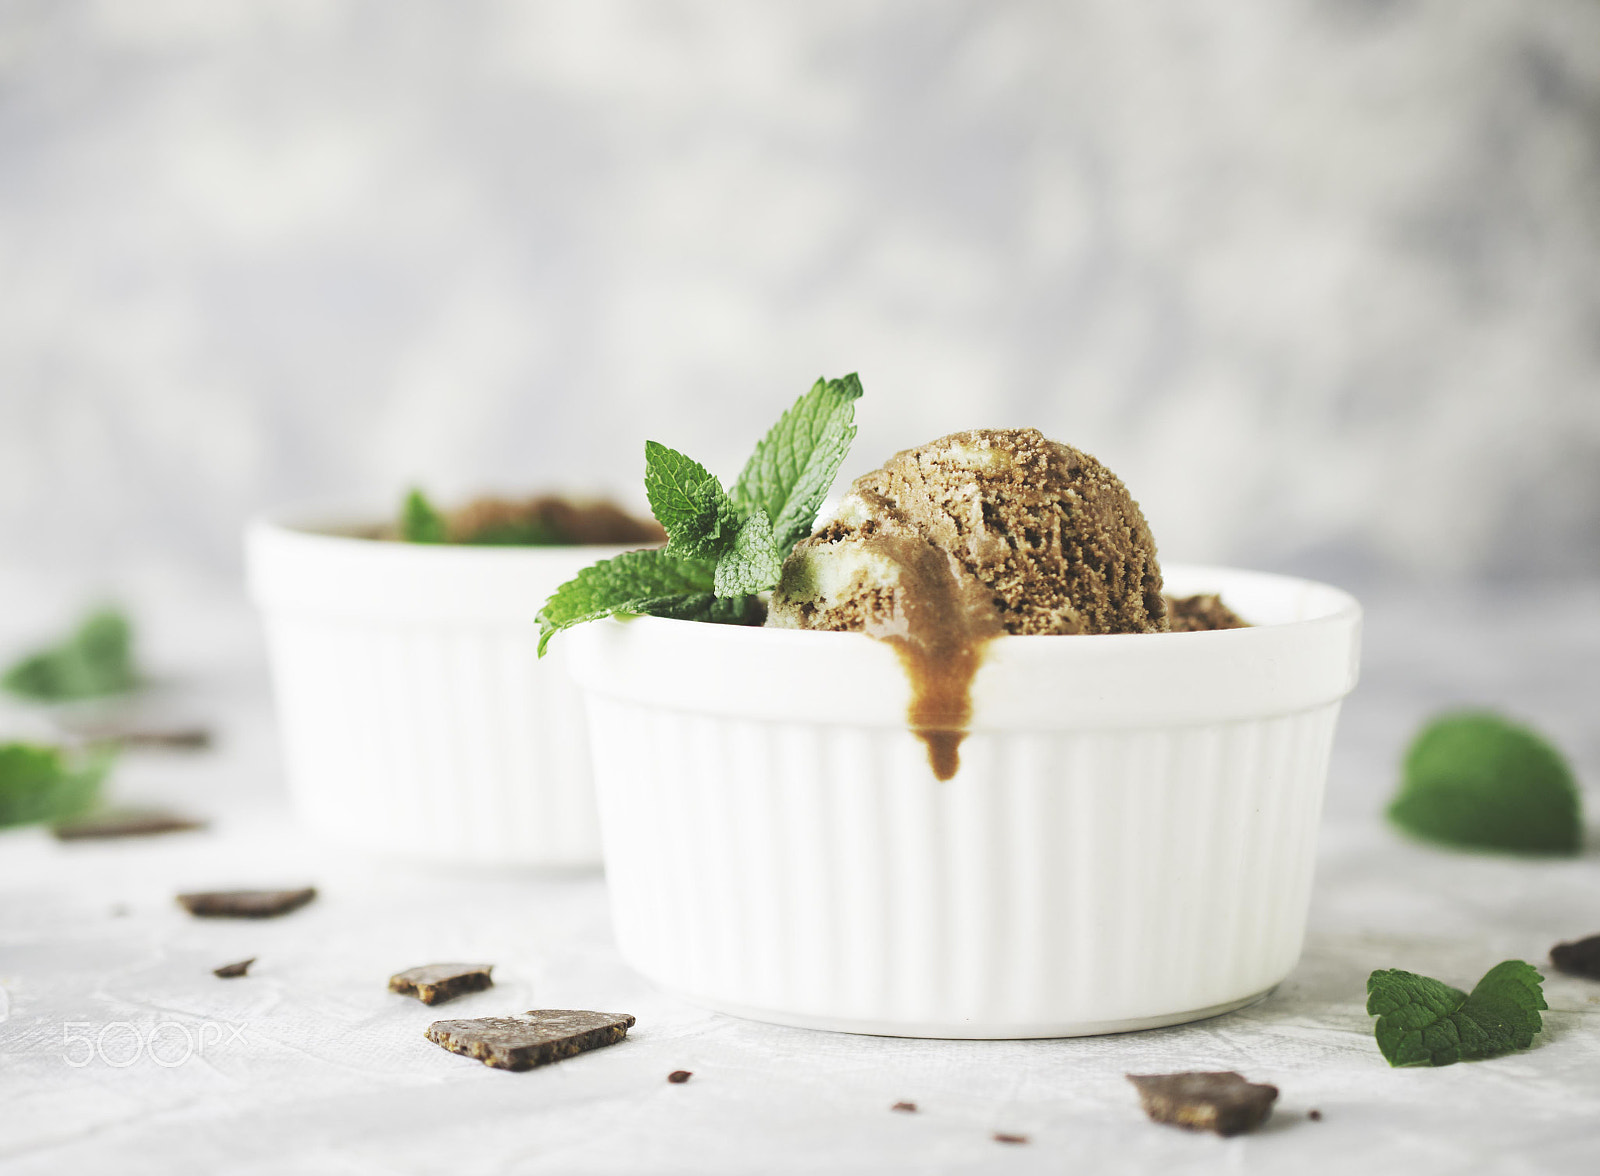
left=564, top=563, right=1363, bottom=729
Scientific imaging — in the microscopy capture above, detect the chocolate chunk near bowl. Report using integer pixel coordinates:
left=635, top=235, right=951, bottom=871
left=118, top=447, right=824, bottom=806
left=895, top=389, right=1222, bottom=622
left=425, top=1010, right=636, bottom=1071
left=213, top=958, right=255, bottom=978
left=1127, top=1071, right=1279, bottom=1137
left=176, top=888, right=317, bottom=918
left=54, top=808, right=206, bottom=840
left=1551, top=934, right=1600, bottom=980
left=389, top=963, right=495, bottom=1005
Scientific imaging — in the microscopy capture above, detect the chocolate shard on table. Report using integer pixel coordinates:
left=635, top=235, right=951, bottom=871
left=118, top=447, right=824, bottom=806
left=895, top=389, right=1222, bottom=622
left=1127, top=1071, right=1278, bottom=1137
left=176, top=888, right=317, bottom=918
left=69, top=725, right=214, bottom=751
left=891, top=1101, right=918, bottom=1113
left=213, top=957, right=256, bottom=978
left=388, top=963, right=495, bottom=1005
left=667, top=1070, right=692, bottom=1084
left=425, top=1009, right=636, bottom=1072
left=54, top=808, right=206, bottom=841
left=1550, top=934, right=1600, bottom=980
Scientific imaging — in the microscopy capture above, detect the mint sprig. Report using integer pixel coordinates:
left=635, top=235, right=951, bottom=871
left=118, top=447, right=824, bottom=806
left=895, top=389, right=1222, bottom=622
left=400, top=488, right=449, bottom=543
left=1366, top=960, right=1546, bottom=1067
left=3, top=609, right=138, bottom=702
left=0, top=742, right=114, bottom=828
left=1389, top=712, right=1581, bottom=855
left=537, top=374, right=862, bottom=654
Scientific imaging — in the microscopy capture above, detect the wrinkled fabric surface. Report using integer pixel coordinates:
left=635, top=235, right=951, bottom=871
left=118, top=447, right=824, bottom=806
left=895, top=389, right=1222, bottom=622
left=1, top=580, right=1597, bottom=1175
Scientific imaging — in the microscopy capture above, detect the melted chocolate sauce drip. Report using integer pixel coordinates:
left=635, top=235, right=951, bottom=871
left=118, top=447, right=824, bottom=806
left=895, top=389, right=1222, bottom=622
left=856, top=536, right=1004, bottom=781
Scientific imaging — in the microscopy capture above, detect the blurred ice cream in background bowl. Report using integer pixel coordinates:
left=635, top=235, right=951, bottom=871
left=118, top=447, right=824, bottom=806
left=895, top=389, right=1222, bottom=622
left=246, top=492, right=661, bottom=867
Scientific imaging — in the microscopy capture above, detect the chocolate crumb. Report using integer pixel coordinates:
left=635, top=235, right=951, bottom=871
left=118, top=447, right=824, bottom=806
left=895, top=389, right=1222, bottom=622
left=74, top=726, right=214, bottom=751
left=1551, top=934, right=1600, bottom=980
left=213, top=958, right=255, bottom=979
left=389, top=963, right=495, bottom=1005
left=425, top=1009, right=635, bottom=1071
left=1164, top=594, right=1248, bottom=632
left=891, top=1101, right=918, bottom=1113
left=667, top=1070, right=693, bottom=1084
left=1308, top=1109, right=1323, bottom=1122
left=993, top=1133, right=1030, bottom=1145
left=177, top=888, right=316, bottom=919
left=1127, top=1071, right=1278, bottom=1137
left=55, top=809, right=206, bottom=840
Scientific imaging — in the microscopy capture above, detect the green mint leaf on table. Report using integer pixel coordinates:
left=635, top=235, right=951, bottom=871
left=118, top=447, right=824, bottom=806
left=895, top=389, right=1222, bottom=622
left=643, top=442, right=742, bottom=560
left=0, top=743, right=114, bottom=829
left=1366, top=961, right=1546, bottom=1067
left=400, top=488, right=449, bottom=543
left=3, top=609, right=138, bottom=702
left=1389, top=711, right=1581, bottom=855
left=713, top=510, right=785, bottom=597
left=537, top=374, right=863, bottom=654
left=732, top=373, right=862, bottom=551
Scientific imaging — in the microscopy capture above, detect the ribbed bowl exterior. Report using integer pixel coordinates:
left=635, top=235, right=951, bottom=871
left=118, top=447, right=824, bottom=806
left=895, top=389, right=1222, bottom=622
left=247, top=510, right=622, bottom=868
left=589, top=702, right=1340, bottom=1035
left=571, top=565, right=1361, bottom=1037
left=261, top=617, right=599, bottom=866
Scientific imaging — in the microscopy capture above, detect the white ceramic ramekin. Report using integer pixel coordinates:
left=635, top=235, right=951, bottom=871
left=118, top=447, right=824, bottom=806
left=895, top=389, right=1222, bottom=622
left=246, top=507, right=634, bottom=867
left=566, top=564, right=1361, bottom=1038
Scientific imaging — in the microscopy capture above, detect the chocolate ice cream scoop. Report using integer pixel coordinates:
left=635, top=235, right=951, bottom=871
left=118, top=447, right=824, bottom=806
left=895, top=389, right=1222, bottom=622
left=769, top=428, right=1166, bottom=778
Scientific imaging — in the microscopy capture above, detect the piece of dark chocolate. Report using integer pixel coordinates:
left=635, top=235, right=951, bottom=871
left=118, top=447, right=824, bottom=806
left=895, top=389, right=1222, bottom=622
left=993, top=1133, right=1029, bottom=1145
left=213, top=958, right=255, bottom=978
left=75, top=726, right=214, bottom=751
left=425, top=1009, right=635, bottom=1071
left=176, top=888, right=316, bottom=919
left=389, top=963, right=494, bottom=1005
left=1308, top=1109, right=1323, bottom=1122
left=1127, top=1071, right=1278, bottom=1137
left=54, top=808, right=206, bottom=841
left=1551, top=934, right=1600, bottom=980
left=891, top=1101, right=918, bottom=1113
left=667, top=1070, right=692, bottom=1084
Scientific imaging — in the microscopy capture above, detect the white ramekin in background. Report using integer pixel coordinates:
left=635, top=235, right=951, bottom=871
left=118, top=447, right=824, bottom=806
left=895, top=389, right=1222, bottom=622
left=567, top=564, right=1361, bottom=1038
left=247, top=508, right=634, bottom=868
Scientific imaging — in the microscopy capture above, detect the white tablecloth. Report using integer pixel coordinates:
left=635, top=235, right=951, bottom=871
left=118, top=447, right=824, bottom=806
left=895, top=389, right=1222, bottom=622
left=1, top=580, right=1597, bottom=1175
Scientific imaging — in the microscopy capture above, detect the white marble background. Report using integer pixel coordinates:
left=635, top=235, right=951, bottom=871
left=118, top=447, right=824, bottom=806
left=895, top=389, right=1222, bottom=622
left=2, top=0, right=1599, bottom=590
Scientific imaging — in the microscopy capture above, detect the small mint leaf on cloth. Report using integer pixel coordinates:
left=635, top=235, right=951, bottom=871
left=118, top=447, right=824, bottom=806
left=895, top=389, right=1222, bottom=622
left=1366, top=960, right=1546, bottom=1067
left=400, top=488, right=449, bottom=543
left=643, top=441, right=742, bottom=560
left=1389, top=711, right=1581, bottom=855
left=3, top=609, right=138, bottom=701
left=0, top=743, right=113, bottom=829
left=713, top=510, right=786, bottom=597
left=537, top=548, right=716, bottom=655
left=731, top=374, right=862, bottom=550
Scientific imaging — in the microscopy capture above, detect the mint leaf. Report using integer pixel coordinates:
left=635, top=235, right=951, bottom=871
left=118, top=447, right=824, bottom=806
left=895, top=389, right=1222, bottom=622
left=1389, top=712, right=1581, bottom=855
left=731, top=373, right=863, bottom=550
left=400, top=488, right=448, bottom=543
left=0, top=743, right=113, bottom=828
left=1367, top=960, right=1547, bottom=1067
left=537, top=548, right=715, bottom=655
left=643, top=441, right=741, bottom=560
left=644, top=593, right=766, bottom=626
left=3, top=609, right=138, bottom=702
left=714, top=510, right=785, bottom=597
